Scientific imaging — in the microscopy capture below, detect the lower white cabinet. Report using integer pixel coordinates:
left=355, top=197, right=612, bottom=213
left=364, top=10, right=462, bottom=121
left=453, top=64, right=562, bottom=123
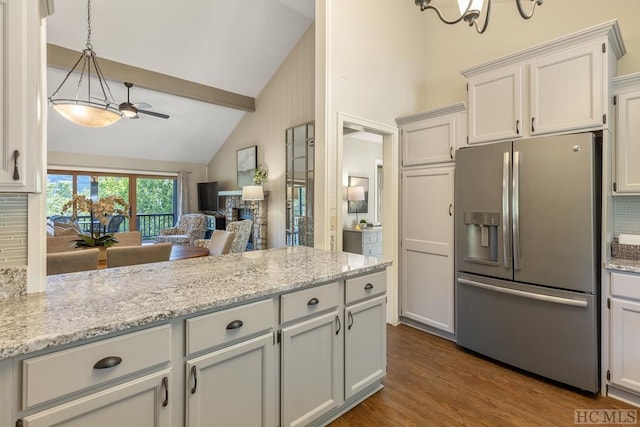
left=20, top=369, right=171, bottom=427
left=281, top=310, right=342, bottom=427
left=344, top=295, right=386, bottom=399
left=609, top=272, right=640, bottom=396
left=186, top=333, right=274, bottom=427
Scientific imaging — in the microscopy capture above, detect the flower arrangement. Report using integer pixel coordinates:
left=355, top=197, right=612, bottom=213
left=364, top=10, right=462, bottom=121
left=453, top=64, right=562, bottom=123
left=253, top=164, right=269, bottom=185
left=60, top=195, right=129, bottom=247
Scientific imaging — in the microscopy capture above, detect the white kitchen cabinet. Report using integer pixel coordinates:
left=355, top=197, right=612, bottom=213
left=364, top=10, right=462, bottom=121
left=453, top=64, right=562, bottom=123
left=19, top=369, right=171, bottom=427
left=609, top=272, right=640, bottom=397
left=400, top=166, right=455, bottom=335
left=186, top=333, right=275, bottom=427
left=467, top=65, right=523, bottom=144
left=281, top=310, right=342, bottom=427
left=0, top=0, right=43, bottom=192
left=396, top=103, right=466, bottom=165
left=344, top=295, right=386, bottom=399
left=613, top=73, right=640, bottom=193
left=463, top=20, right=624, bottom=145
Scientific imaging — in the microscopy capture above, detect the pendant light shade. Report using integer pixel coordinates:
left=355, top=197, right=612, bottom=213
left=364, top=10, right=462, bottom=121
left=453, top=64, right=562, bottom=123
left=48, top=0, right=123, bottom=128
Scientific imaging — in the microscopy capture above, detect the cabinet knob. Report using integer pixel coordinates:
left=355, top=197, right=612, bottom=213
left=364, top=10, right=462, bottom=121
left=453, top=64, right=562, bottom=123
left=226, top=320, right=244, bottom=330
left=93, top=356, right=122, bottom=369
left=307, top=297, right=319, bottom=306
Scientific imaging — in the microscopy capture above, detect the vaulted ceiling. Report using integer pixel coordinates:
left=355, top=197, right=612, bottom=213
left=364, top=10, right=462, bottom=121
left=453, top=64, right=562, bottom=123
left=46, top=0, right=315, bottom=164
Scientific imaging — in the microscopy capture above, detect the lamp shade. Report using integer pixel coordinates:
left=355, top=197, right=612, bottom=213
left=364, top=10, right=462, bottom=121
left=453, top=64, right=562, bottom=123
left=347, top=186, right=365, bottom=201
left=457, top=0, right=484, bottom=15
left=242, top=185, right=264, bottom=201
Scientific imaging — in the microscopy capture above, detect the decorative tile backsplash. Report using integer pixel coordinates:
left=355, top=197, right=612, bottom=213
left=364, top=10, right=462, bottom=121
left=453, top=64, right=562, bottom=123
left=614, top=196, right=640, bottom=235
left=0, top=193, right=28, bottom=267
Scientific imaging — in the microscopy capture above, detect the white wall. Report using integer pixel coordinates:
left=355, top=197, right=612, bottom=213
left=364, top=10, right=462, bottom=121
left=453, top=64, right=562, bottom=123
left=207, top=24, right=315, bottom=249
left=342, top=135, right=382, bottom=228
left=48, top=151, right=207, bottom=213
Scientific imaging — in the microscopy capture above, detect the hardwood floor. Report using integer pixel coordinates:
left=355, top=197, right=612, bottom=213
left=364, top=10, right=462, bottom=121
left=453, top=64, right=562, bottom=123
left=331, top=324, right=635, bottom=427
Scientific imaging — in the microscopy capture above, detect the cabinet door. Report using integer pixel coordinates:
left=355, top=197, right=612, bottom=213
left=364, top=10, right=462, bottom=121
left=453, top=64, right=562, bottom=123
left=529, top=44, right=603, bottom=136
left=344, top=295, right=386, bottom=399
left=611, top=297, right=640, bottom=394
left=281, top=310, right=341, bottom=427
left=186, top=333, right=275, bottom=427
left=20, top=369, right=171, bottom=427
left=0, top=0, right=40, bottom=191
left=401, top=114, right=455, bottom=166
left=615, top=89, right=640, bottom=193
left=400, top=167, right=455, bottom=333
left=467, top=65, right=523, bottom=144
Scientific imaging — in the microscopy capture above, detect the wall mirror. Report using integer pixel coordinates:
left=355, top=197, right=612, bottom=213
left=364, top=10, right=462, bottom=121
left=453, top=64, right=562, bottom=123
left=285, top=122, right=314, bottom=246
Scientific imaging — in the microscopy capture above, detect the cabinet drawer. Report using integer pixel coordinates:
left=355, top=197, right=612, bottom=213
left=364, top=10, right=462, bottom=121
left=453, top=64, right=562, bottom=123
left=346, top=270, right=387, bottom=305
left=281, top=282, right=339, bottom=323
left=186, top=298, right=274, bottom=356
left=362, top=243, right=381, bottom=257
left=611, top=272, right=640, bottom=300
left=363, top=231, right=378, bottom=244
left=22, top=324, right=171, bottom=410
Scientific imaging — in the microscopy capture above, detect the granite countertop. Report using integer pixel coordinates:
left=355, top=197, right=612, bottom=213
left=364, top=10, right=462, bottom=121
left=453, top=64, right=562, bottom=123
left=606, top=258, right=640, bottom=273
left=0, top=247, right=391, bottom=360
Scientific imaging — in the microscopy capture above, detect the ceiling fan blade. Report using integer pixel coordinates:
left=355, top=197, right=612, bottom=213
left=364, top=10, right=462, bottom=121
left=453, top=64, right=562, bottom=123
left=133, top=102, right=152, bottom=109
left=138, top=109, right=170, bottom=119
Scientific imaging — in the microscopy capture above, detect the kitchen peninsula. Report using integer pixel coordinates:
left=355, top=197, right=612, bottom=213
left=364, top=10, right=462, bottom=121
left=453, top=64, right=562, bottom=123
left=0, top=247, right=390, bottom=426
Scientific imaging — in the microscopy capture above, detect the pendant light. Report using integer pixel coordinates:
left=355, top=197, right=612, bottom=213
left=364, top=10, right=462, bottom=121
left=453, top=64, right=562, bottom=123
left=48, top=0, right=123, bottom=127
left=415, top=0, right=543, bottom=34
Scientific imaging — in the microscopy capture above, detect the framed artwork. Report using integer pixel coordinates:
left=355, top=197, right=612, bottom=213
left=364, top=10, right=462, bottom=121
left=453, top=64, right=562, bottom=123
left=348, top=176, right=368, bottom=214
left=237, top=145, right=257, bottom=188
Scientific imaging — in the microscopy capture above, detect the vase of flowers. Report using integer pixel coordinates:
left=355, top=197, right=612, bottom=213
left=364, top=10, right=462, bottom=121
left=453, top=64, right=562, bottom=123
left=60, top=195, right=129, bottom=253
left=253, top=164, right=269, bottom=185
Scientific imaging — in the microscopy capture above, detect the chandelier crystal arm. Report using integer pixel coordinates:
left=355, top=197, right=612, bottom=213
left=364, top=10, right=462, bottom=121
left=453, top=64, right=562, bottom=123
left=516, top=0, right=543, bottom=20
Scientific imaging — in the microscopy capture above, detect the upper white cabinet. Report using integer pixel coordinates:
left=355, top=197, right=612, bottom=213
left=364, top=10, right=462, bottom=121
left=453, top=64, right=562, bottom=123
left=613, top=72, right=640, bottom=194
left=0, top=0, right=43, bottom=192
left=396, top=103, right=466, bottom=166
left=463, top=20, right=625, bottom=145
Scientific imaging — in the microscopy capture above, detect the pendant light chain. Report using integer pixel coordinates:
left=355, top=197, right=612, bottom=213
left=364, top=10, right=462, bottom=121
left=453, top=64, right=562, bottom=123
left=86, top=0, right=93, bottom=50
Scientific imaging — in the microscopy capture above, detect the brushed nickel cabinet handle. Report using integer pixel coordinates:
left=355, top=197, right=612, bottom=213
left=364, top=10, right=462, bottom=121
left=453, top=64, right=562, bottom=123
left=531, top=117, right=535, bottom=132
left=12, top=150, right=19, bottom=181
left=307, top=297, right=319, bottom=306
left=364, top=283, right=374, bottom=290
left=348, top=311, right=354, bottom=330
left=516, top=119, right=520, bottom=135
left=335, top=315, right=341, bottom=335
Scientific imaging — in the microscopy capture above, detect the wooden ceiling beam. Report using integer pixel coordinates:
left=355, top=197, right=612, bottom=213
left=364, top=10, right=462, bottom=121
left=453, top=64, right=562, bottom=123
left=47, top=43, right=256, bottom=113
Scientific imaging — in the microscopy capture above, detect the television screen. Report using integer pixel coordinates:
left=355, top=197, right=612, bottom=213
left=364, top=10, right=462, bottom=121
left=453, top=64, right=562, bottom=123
left=197, top=181, right=219, bottom=212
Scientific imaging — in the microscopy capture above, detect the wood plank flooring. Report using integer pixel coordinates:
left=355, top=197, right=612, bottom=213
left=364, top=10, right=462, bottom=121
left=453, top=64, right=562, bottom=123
left=331, top=324, right=635, bottom=427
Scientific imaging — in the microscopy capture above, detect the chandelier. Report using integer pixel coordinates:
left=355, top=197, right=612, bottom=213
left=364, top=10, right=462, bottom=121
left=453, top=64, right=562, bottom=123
left=415, top=0, right=543, bottom=34
left=48, top=0, right=123, bottom=127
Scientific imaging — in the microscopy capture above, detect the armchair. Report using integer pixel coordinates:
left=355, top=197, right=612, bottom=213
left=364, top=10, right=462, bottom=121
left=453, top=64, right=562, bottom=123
left=155, top=213, right=207, bottom=246
left=194, top=219, right=253, bottom=253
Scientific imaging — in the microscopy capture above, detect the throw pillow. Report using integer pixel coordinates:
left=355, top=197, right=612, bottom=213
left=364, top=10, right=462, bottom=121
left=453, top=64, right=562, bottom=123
left=54, top=221, right=82, bottom=236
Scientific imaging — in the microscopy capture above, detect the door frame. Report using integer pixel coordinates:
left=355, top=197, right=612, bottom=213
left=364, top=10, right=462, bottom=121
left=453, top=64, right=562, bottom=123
left=336, top=112, right=399, bottom=324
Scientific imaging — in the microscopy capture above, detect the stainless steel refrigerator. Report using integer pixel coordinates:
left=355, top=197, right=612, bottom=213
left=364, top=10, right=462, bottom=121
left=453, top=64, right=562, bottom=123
left=455, top=132, right=601, bottom=393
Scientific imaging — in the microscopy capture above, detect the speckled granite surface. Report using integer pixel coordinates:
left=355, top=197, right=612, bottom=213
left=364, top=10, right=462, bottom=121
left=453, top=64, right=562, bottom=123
left=0, top=247, right=390, bottom=359
left=0, top=267, right=27, bottom=299
left=607, top=258, right=640, bottom=273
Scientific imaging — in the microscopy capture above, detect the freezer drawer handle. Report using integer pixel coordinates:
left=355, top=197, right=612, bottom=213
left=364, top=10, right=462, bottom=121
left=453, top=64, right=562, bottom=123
left=457, top=278, right=588, bottom=308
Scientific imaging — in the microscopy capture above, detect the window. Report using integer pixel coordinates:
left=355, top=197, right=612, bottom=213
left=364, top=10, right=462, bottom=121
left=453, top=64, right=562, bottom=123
left=47, top=170, right=176, bottom=241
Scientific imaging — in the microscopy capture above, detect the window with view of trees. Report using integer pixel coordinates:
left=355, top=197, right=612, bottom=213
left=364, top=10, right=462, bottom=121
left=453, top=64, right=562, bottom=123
left=47, top=171, right=177, bottom=241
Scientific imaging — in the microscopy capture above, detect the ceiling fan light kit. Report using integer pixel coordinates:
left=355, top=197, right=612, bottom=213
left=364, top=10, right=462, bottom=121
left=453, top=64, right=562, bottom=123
left=415, top=0, right=543, bottom=34
left=48, top=0, right=123, bottom=128
left=119, top=82, right=170, bottom=120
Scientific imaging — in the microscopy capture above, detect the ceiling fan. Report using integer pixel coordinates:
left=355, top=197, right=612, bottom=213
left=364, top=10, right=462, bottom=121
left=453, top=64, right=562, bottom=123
left=119, top=82, right=170, bottom=120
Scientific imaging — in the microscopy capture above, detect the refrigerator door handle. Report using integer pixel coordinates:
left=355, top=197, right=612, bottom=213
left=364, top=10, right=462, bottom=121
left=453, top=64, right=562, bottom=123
left=512, top=150, right=521, bottom=270
left=457, top=278, right=588, bottom=308
left=502, top=152, right=510, bottom=269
